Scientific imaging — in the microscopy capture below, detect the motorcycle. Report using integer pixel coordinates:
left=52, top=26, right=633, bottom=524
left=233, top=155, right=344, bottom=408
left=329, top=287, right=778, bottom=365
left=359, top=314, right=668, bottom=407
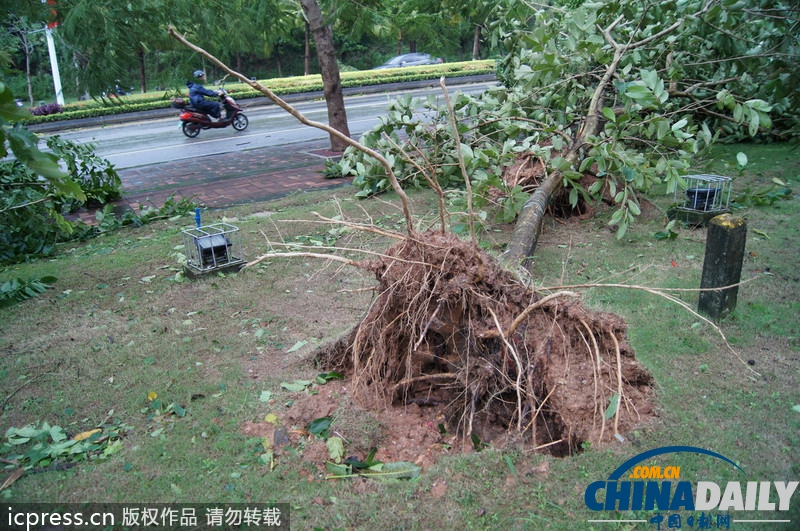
left=171, top=89, right=249, bottom=138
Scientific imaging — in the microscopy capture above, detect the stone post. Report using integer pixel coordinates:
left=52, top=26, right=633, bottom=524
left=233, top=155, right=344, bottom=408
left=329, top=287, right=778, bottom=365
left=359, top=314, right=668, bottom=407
left=698, top=214, right=747, bottom=320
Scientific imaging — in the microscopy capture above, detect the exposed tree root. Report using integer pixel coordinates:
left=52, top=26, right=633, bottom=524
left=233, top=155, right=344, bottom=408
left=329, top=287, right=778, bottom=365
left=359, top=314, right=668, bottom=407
left=315, top=231, right=655, bottom=456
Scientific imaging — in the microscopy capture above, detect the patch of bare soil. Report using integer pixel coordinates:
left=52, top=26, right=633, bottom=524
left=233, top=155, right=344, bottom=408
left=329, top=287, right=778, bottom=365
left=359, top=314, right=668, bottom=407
left=309, top=231, right=657, bottom=458
left=242, top=382, right=453, bottom=473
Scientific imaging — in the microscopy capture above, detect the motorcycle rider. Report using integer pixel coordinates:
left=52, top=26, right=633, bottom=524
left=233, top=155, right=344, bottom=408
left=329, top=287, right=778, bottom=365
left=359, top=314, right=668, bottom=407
left=187, top=70, right=223, bottom=121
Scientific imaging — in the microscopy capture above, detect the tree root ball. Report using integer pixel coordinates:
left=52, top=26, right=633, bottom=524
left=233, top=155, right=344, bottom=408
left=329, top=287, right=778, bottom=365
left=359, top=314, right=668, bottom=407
left=316, top=231, right=655, bottom=456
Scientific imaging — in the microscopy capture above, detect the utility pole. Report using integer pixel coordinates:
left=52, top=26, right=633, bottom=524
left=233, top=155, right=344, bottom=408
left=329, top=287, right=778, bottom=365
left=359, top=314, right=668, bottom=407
left=42, top=0, right=64, bottom=106
left=44, top=25, right=64, bottom=106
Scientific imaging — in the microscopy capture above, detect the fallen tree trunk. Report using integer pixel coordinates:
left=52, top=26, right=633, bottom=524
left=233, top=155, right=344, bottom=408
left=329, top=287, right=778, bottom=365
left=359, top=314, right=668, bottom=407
left=499, top=163, right=570, bottom=270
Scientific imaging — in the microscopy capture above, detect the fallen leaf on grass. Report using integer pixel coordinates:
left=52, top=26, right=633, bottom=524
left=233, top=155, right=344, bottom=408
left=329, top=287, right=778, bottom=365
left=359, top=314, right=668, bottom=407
left=286, top=340, right=308, bottom=353
left=281, top=380, right=313, bottom=392
left=326, top=436, right=345, bottom=463
left=258, top=451, right=275, bottom=470
left=259, top=391, right=273, bottom=403
left=0, top=468, right=24, bottom=492
left=73, top=428, right=102, bottom=442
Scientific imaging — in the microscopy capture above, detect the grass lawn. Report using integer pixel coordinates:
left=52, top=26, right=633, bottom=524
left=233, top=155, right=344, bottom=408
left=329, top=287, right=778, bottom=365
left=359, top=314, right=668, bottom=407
left=1, top=142, right=798, bottom=530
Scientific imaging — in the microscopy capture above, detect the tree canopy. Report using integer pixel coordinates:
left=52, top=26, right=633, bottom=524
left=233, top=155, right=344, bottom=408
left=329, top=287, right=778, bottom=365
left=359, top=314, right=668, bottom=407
left=338, top=0, right=798, bottom=267
left=1, top=0, right=498, bottom=101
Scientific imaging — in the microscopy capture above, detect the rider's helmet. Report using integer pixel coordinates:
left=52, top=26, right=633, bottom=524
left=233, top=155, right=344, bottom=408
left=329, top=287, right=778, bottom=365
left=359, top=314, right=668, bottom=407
left=193, top=70, right=206, bottom=79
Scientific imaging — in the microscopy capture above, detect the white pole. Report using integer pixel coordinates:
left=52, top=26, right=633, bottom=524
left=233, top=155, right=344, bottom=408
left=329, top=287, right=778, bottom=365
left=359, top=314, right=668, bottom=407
left=45, top=26, right=64, bottom=106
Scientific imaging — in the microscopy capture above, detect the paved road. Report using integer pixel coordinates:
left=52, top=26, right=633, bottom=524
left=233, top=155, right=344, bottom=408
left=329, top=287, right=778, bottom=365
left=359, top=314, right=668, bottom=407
left=38, top=77, right=497, bottom=170
left=58, top=78, right=497, bottom=221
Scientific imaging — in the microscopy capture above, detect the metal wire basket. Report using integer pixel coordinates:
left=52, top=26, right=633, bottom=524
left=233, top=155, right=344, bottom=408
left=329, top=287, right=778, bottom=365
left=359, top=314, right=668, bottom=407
left=182, top=223, right=244, bottom=274
left=674, top=174, right=732, bottom=213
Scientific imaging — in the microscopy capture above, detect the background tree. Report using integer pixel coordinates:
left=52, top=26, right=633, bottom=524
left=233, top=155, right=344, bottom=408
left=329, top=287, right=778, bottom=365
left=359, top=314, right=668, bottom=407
left=6, top=15, right=43, bottom=105
left=299, top=0, right=350, bottom=151
left=56, top=0, right=154, bottom=95
left=442, top=0, right=512, bottom=61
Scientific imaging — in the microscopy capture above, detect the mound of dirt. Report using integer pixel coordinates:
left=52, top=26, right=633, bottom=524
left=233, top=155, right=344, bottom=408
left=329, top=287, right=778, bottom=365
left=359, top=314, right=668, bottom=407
left=316, top=231, right=655, bottom=456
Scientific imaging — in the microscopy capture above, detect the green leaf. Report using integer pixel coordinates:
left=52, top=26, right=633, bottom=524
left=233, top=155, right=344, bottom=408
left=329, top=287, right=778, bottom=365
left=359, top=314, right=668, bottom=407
left=326, top=436, right=345, bottom=462
left=733, top=103, right=743, bottom=122
left=258, top=451, right=274, bottom=467
left=308, top=416, right=333, bottom=437
left=605, top=393, right=620, bottom=420
left=361, top=461, right=422, bottom=481
left=325, top=461, right=352, bottom=478
left=281, top=380, right=312, bottom=392
left=736, top=152, right=748, bottom=168
left=259, top=391, right=273, bottom=402
left=286, top=340, right=308, bottom=353
left=49, top=426, right=68, bottom=443
left=609, top=208, right=625, bottom=226
left=748, top=111, right=760, bottom=137
left=744, top=99, right=772, bottom=113
left=671, top=118, right=688, bottom=132
left=792, top=405, right=800, bottom=413
left=167, top=403, right=186, bottom=418
left=315, top=372, right=344, bottom=384
left=569, top=187, right=578, bottom=208
left=624, top=85, right=657, bottom=107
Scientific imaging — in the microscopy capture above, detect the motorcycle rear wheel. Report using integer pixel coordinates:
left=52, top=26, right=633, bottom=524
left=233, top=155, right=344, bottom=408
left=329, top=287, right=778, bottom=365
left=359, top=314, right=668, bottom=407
left=232, top=114, right=249, bottom=131
left=182, top=121, right=201, bottom=138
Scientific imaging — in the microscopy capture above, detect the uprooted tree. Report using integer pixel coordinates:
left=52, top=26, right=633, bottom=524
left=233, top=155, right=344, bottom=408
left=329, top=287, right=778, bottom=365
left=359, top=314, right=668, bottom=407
left=170, top=21, right=662, bottom=455
left=166, top=0, right=784, bottom=454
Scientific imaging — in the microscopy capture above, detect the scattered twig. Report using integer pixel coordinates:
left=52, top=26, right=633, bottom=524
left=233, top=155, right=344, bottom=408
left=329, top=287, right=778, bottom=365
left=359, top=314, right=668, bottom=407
left=0, top=468, right=24, bottom=492
left=533, top=438, right=564, bottom=452
left=308, top=212, right=406, bottom=241
left=245, top=251, right=361, bottom=269
left=0, top=369, right=57, bottom=411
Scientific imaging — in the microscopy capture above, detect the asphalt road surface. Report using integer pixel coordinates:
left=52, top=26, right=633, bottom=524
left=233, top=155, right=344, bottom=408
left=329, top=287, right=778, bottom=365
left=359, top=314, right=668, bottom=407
left=40, top=80, right=497, bottom=171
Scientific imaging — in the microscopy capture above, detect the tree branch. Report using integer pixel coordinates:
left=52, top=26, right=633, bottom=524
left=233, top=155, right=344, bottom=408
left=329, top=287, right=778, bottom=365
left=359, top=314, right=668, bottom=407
left=440, top=76, right=477, bottom=247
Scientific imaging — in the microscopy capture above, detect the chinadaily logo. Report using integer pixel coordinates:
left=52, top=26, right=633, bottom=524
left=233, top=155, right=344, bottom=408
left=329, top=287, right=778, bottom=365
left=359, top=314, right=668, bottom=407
left=584, top=446, right=797, bottom=528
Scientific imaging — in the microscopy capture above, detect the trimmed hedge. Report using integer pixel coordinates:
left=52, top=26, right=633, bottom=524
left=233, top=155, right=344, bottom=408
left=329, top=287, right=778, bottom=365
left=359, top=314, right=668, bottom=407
left=21, top=61, right=496, bottom=126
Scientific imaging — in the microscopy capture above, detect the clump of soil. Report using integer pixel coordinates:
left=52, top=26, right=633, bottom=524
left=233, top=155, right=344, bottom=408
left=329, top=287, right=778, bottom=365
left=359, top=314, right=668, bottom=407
left=494, top=151, right=599, bottom=220
left=316, top=230, right=655, bottom=456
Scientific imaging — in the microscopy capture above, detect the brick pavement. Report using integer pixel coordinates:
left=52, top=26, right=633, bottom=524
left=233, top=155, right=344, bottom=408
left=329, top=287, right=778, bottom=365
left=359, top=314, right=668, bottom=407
left=71, top=139, right=352, bottom=222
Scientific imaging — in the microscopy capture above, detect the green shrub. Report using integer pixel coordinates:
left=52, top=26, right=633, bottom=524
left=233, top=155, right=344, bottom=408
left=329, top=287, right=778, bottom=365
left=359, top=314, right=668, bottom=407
left=0, top=160, right=75, bottom=262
